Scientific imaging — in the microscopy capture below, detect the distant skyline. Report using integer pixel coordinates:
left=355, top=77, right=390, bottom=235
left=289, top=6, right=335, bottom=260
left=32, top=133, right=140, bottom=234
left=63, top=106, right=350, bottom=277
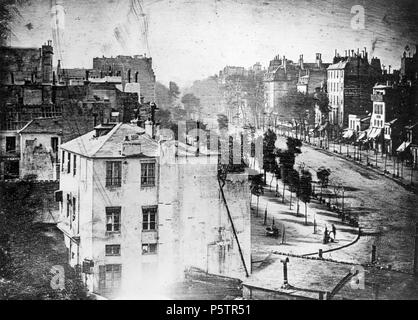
left=8, top=0, right=418, bottom=88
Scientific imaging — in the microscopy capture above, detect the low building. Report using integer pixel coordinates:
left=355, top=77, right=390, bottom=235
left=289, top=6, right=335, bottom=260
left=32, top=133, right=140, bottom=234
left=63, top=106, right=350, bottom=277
left=398, top=123, right=418, bottom=167
left=56, top=122, right=251, bottom=298
left=19, top=118, right=63, bottom=180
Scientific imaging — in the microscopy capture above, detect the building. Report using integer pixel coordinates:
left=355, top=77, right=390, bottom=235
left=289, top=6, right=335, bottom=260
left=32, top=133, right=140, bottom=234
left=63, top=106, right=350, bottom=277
left=400, top=45, right=418, bottom=83
left=92, top=55, right=156, bottom=103
left=368, top=83, right=402, bottom=153
left=264, top=55, right=299, bottom=116
left=398, top=123, right=418, bottom=167
left=19, top=118, right=63, bottom=180
left=56, top=122, right=251, bottom=298
left=327, top=48, right=382, bottom=136
left=296, top=54, right=330, bottom=95
left=265, top=53, right=329, bottom=123
left=0, top=41, right=55, bottom=180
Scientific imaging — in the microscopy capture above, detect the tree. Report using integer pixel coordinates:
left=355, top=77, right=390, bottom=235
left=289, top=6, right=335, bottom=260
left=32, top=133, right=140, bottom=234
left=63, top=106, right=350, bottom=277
left=0, top=180, right=91, bottom=299
left=181, top=93, right=201, bottom=119
left=169, top=81, right=180, bottom=105
left=155, top=108, right=172, bottom=128
left=275, top=137, right=302, bottom=184
left=217, top=113, right=229, bottom=130
left=277, top=88, right=315, bottom=138
left=263, top=129, right=277, bottom=183
left=250, top=174, right=264, bottom=217
left=299, top=170, right=312, bottom=225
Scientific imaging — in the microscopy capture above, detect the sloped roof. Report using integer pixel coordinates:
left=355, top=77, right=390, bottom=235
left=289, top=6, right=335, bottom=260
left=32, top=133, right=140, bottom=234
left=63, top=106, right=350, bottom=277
left=19, top=118, right=63, bottom=134
left=60, top=123, right=158, bottom=158
left=327, top=61, right=349, bottom=70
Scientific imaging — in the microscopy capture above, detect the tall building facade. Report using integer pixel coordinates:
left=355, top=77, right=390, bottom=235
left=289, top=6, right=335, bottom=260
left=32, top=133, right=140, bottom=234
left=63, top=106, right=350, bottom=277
left=327, top=48, right=382, bottom=131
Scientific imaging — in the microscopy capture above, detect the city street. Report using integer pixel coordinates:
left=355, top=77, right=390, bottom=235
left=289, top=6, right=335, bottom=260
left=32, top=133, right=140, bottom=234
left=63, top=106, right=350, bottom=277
left=247, top=134, right=418, bottom=299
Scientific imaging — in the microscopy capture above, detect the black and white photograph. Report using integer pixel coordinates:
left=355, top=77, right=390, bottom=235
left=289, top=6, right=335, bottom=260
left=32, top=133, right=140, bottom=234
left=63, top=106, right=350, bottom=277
left=0, top=0, right=418, bottom=304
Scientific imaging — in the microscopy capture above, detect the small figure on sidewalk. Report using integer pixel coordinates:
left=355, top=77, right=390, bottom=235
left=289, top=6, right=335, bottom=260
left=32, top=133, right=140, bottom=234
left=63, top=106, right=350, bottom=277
left=323, top=226, right=329, bottom=244
left=331, top=224, right=336, bottom=240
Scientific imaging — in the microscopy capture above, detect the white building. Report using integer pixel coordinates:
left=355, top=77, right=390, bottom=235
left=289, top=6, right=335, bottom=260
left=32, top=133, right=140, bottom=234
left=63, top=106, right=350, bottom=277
left=57, top=122, right=251, bottom=298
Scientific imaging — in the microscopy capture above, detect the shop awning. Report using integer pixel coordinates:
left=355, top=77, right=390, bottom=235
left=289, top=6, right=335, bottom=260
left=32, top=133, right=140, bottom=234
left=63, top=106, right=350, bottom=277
left=318, top=123, right=329, bottom=132
left=356, top=131, right=367, bottom=142
left=368, top=127, right=383, bottom=140
left=396, top=141, right=411, bottom=153
left=343, top=129, right=354, bottom=139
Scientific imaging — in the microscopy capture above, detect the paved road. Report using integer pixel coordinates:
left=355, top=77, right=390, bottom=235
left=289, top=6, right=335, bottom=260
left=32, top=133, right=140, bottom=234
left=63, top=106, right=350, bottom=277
left=278, top=135, right=418, bottom=272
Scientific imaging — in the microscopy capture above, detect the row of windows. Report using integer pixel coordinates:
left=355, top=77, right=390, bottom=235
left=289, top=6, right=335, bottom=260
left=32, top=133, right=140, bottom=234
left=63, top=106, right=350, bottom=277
left=373, top=119, right=384, bottom=127
left=105, top=243, right=157, bottom=256
left=328, top=82, right=343, bottom=92
left=61, top=151, right=77, bottom=176
left=60, top=155, right=156, bottom=187
left=330, top=94, right=343, bottom=106
left=373, top=104, right=384, bottom=115
left=106, top=161, right=156, bottom=187
left=5, top=136, right=59, bottom=153
left=105, top=206, right=157, bottom=233
left=328, top=70, right=344, bottom=79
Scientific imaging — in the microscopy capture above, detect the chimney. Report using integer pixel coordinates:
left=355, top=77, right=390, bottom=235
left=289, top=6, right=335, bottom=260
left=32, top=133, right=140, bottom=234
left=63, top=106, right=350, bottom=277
left=145, top=119, right=154, bottom=138
left=316, top=53, right=322, bottom=68
left=299, top=54, right=304, bottom=69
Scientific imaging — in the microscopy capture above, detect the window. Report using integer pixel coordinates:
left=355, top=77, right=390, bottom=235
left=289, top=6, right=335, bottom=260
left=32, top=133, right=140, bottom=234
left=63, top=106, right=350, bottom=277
left=72, top=197, right=76, bottom=221
left=62, top=151, right=65, bottom=172
left=67, top=152, right=71, bottom=174
left=6, top=137, right=16, bottom=152
left=51, top=137, right=59, bottom=153
left=106, top=161, right=121, bottom=187
left=141, top=162, right=155, bottom=187
left=106, top=207, right=121, bottom=233
left=73, top=155, right=77, bottom=176
left=105, top=245, right=121, bottom=256
left=142, top=206, right=157, bottom=230
left=99, top=264, right=121, bottom=292
left=66, top=194, right=71, bottom=218
left=142, top=243, right=157, bottom=255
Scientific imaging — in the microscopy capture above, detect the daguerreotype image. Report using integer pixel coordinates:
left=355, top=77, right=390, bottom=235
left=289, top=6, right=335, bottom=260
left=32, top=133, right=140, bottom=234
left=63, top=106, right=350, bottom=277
left=0, top=0, right=418, bottom=302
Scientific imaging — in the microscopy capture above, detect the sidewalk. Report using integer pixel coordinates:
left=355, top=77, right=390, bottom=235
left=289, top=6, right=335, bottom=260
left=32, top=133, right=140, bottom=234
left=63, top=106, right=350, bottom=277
left=251, top=171, right=359, bottom=262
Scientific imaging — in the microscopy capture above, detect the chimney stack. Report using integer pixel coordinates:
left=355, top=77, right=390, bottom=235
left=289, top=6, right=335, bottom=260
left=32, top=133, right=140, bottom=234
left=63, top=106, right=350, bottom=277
left=145, top=119, right=154, bottom=138
left=316, top=53, right=322, bottom=68
left=299, top=54, right=304, bottom=69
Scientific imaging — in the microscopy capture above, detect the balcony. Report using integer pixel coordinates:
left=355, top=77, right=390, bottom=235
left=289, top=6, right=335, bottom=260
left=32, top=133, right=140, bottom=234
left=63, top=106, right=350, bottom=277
left=371, top=94, right=385, bottom=102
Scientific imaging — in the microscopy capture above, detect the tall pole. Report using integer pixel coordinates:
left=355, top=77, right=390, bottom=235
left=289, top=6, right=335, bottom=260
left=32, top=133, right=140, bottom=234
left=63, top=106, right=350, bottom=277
left=411, top=164, right=414, bottom=185
left=414, top=223, right=418, bottom=276
left=282, top=183, right=285, bottom=203
left=281, top=257, right=290, bottom=288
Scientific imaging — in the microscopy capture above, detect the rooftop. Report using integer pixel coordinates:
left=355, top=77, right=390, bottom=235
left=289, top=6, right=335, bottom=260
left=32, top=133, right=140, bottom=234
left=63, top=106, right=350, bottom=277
left=19, top=118, right=63, bottom=135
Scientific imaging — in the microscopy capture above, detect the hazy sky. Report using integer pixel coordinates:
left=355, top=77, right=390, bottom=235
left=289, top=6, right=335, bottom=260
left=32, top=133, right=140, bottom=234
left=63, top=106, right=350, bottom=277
left=9, top=0, right=418, bottom=88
